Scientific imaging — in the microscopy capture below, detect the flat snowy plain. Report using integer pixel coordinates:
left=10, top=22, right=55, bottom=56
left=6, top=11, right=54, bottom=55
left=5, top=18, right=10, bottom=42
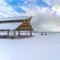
left=0, top=32, right=60, bottom=60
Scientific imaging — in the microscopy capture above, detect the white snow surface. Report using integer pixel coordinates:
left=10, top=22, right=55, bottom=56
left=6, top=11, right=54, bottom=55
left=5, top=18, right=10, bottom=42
left=0, top=33, right=60, bottom=60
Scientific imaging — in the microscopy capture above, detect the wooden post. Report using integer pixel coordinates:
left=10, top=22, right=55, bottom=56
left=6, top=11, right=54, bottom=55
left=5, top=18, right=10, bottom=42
left=7, top=30, right=9, bottom=36
left=18, top=30, right=20, bottom=37
left=30, top=30, right=32, bottom=36
left=13, top=30, right=16, bottom=37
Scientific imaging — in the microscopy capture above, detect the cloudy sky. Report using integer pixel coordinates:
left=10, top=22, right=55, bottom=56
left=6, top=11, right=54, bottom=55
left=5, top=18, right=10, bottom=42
left=0, top=0, right=60, bottom=32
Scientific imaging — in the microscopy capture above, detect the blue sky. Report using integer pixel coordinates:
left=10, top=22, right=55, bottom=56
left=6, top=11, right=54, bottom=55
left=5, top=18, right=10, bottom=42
left=0, top=0, right=57, bottom=18
left=5, top=0, right=51, bottom=13
left=0, top=0, right=60, bottom=17
left=0, top=0, right=60, bottom=31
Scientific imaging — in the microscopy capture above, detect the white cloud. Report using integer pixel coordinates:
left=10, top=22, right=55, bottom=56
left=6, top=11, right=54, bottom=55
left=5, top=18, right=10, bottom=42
left=0, top=0, right=20, bottom=18
left=19, top=0, right=60, bottom=31
left=43, top=0, right=60, bottom=15
left=43, top=0, right=60, bottom=6
left=43, top=0, right=51, bottom=5
left=50, top=0, right=60, bottom=6
left=20, top=4, right=60, bottom=31
left=52, top=6, right=60, bottom=15
left=24, top=0, right=37, bottom=4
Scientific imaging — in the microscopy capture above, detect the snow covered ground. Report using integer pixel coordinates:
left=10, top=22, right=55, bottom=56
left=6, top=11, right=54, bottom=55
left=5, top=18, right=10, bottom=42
left=0, top=33, right=60, bottom=60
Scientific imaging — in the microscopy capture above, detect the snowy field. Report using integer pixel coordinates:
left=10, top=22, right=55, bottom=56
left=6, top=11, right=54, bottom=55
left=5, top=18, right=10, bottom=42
left=0, top=33, right=60, bottom=60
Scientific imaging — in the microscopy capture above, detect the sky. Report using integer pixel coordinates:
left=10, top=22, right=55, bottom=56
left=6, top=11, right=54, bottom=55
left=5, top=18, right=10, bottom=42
left=0, top=0, right=60, bottom=31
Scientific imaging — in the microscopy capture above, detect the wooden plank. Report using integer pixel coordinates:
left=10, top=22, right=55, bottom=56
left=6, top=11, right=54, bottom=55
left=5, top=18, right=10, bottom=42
left=0, top=17, right=32, bottom=23
left=0, top=20, right=24, bottom=23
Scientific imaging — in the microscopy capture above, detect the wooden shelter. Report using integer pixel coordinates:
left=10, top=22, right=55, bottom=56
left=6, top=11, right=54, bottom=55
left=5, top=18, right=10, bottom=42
left=0, top=17, right=33, bottom=38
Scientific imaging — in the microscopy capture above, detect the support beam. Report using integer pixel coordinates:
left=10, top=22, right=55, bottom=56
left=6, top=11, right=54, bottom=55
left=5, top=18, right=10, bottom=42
left=30, top=30, right=32, bottom=36
left=18, top=30, right=20, bottom=36
left=7, top=30, right=9, bottom=36
left=13, top=30, right=16, bottom=37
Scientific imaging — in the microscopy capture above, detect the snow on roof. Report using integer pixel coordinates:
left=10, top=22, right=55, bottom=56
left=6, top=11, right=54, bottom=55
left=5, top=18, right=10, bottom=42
left=0, top=16, right=31, bottom=21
